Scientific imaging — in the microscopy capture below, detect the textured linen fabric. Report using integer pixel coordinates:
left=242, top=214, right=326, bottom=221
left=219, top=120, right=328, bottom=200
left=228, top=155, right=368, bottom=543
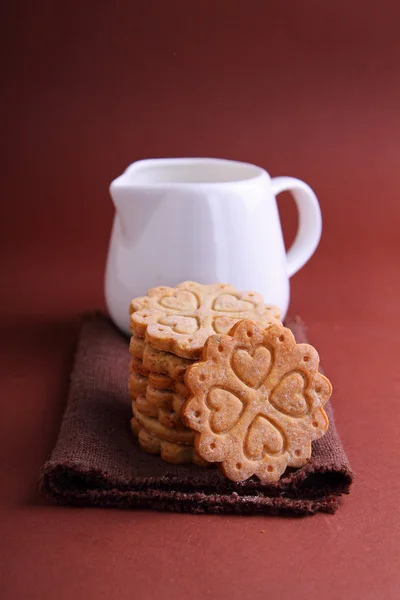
left=41, top=315, right=353, bottom=516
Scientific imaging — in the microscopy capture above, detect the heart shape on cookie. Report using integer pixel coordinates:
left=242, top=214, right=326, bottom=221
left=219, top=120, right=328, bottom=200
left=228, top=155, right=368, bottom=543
left=269, top=372, right=308, bottom=417
left=213, top=294, right=255, bottom=312
left=207, top=388, right=244, bottom=433
left=212, top=316, right=239, bottom=334
left=232, top=346, right=272, bottom=388
left=158, top=315, right=199, bottom=335
left=244, top=415, right=284, bottom=459
left=159, top=291, right=198, bottom=312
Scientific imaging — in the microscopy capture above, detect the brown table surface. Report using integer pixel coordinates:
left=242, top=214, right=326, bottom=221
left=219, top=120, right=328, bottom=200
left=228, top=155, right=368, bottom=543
left=1, top=2, right=400, bottom=598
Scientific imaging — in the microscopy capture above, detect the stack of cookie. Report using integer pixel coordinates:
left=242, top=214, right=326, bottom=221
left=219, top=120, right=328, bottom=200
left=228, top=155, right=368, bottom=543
left=128, top=281, right=281, bottom=465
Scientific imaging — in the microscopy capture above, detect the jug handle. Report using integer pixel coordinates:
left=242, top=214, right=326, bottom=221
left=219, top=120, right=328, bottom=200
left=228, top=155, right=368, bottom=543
left=271, top=176, right=322, bottom=277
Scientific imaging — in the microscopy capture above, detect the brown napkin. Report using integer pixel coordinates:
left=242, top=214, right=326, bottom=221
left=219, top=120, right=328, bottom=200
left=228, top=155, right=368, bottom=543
left=41, top=314, right=353, bottom=516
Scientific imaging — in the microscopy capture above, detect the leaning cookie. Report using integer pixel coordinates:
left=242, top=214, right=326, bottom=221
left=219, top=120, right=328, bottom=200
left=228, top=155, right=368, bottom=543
left=182, top=320, right=331, bottom=484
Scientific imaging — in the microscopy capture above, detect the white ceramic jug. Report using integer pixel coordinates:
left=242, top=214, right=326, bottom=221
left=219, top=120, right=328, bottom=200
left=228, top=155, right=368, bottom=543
left=105, top=158, right=322, bottom=335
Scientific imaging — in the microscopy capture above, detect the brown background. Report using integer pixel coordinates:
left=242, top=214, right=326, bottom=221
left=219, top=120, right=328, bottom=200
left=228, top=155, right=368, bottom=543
left=1, top=1, right=400, bottom=598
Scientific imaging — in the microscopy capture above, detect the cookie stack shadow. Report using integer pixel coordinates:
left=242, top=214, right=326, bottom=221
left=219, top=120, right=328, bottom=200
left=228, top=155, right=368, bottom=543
left=128, top=281, right=281, bottom=466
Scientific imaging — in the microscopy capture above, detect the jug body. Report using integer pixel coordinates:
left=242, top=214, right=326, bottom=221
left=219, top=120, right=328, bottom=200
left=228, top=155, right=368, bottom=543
left=105, top=158, right=321, bottom=335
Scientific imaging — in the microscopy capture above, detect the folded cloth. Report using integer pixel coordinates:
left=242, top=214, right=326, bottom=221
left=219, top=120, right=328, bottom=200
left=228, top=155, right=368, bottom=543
left=41, top=314, right=353, bottom=516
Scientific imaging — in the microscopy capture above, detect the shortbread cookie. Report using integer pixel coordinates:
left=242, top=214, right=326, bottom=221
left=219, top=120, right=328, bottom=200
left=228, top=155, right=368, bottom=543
left=132, top=399, right=195, bottom=445
left=130, top=416, right=141, bottom=437
left=161, top=440, right=207, bottom=465
left=129, top=356, right=150, bottom=377
left=129, top=368, right=188, bottom=399
left=129, top=335, right=145, bottom=359
left=128, top=370, right=148, bottom=399
left=146, top=385, right=185, bottom=416
left=131, top=419, right=206, bottom=465
left=137, top=427, right=162, bottom=454
left=158, top=407, right=186, bottom=430
left=135, top=391, right=186, bottom=429
left=182, top=320, right=331, bottom=484
left=148, top=372, right=188, bottom=397
left=143, top=344, right=193, bottom=381
left=135, top=394, right=159, bottom=418
left=129, top=340, right=191, bottom=384
left=130, top=281, right=281, bottom=359
left=144, top=385, right=173, bottom=409
left=130, top=336, right=193, bottom=381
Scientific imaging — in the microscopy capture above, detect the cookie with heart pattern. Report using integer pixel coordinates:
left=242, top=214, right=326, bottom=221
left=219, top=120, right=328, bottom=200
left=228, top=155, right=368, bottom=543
left=134, top=394, right=186, bottom=429
left=131, top=417, right=207, bottom=466
left=131, top=399, right=207, bottom=466
left=182, top=320, right=331, bottom=483
left=142, top=344, right=194, bottom=381
left=129, top=367, right=188, bottom=401
left=132, top=399, right=194, bottom=444
left=130, top=281, right=281, bottom=359
left=146, top=385, right=186, bottom=416
left=148, top=373, right=188, bottom=398
left=129, top=335, right=145, bottom=359
left=128, top=369, right=148, bottom=399
left=129, top=335, right=194, bottom=381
